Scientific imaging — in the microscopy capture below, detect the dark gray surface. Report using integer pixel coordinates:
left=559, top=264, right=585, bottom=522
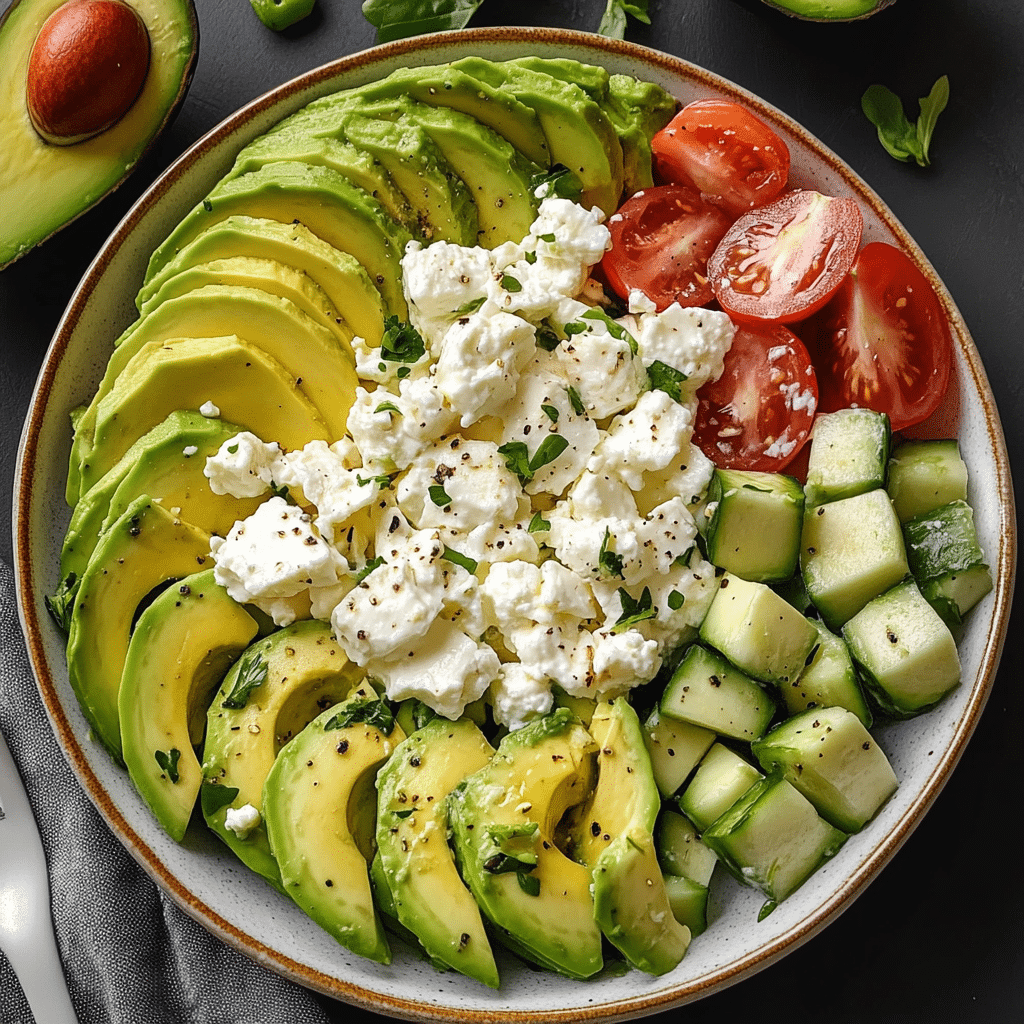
left=1, top=0, right=1021, bottom=1020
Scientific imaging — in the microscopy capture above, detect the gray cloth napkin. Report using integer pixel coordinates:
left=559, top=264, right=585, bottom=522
left=0, top=560, right=337, bottom=1024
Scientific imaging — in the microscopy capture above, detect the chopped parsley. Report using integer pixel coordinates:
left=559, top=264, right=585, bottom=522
left=442, top=546, right=478, bottom=574
left=325, top=695, right=396, bottom=735
left=500, top=272, right=522, bottom=293
left=528, top=511, right=551, bottom=534
left=541, top=404, right=559, bottom=423
left=221, top=647, right=268, bottom=710
left=44, top=572, right=79, bottom=636
left=428, top=484, right=453, bottom=507
left=647, top=360, right=688, bottom=402
left=611, top=586, right=657, bottom=632
left=598, top=528, right=625, bottom=580
left=379, top=315, right=426, bottom=365
left=374, top=401, right=401, bottom=415
left=668, top=590, right=686, bottom=611
left=497, top=434, right=569, bottom=485
left=154, top=747, right=181, bottom=784
left=566, top=385, right=585, bottom=416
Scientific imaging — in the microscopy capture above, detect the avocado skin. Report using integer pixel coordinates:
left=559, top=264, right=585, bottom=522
left=761, top=0, right=895, bottom=18
left=0, top=0, right=198, bottom=268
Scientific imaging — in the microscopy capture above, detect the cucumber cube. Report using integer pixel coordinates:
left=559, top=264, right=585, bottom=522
left=780, top=617, right=872, bottom=728
left=663, top=873, right=709, bottom=938
left=678, top=742, right=763, bottom=832
left=701, top=774, right=847, bottom=908
left=752, top=706, right=898, bottom=833
left=660, top=644, right=777, bottom=743
left=699, top=573, right=819, bottom=687
left=641, top=707, right=715, bottom=799
left=903, top=499, right=992, bottom=628
left=887, top=439, right=968, bottom=523
left=800, top=488, right=909, bottom=629
left=655, top=808, right=717, bottom=887
left=705, top=469, right=805, bottom=582
left=804, top=408, right=890, bottom=507
left=842, top=580, right=961, bottom=717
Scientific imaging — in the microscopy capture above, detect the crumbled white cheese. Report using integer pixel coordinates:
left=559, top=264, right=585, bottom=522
left=224, top=803, right=261, bottom=839
left=199, top=400, right=221, bottom=418
left=635, top=304, right=735, bottom=397
left=490, top=662, right=553, bottom=732
left=204, top=432, right=280, bottom=499
left=183, top=445, right=198, bottom=457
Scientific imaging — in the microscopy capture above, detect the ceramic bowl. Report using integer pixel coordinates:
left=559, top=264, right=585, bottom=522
left=13, top=27, right=1016, bottom=1023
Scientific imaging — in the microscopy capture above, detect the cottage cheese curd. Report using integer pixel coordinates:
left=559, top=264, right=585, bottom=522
left=206, top=196, right=735, bottom=726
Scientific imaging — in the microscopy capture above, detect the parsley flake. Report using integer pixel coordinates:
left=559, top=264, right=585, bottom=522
left=611, top=587, right=657, bottom=632
left=379, top=315, right=426, bottom=364
left=541, top=404, right=559, bottom=423
left=428, top=484, right=453, bottom=507
left=154, top=747, right=182, bottom=784
left=598, top=528, right=625, bottom=579
left=647, top=360, right=688, bottom=402
left=221, top=647, right=268, bottom=710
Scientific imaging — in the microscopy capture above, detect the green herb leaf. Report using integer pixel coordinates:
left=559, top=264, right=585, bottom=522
left=598, top=528, right=625, bottom=580
left=536, top=326, right=561, bottom=351
left=227, top=443, right=239, bottom=455
left=528, top=511, right=551, bottom=534
left=566, top=385, right=585, bottom=416
left=393, top=808, right=415, bottom=820
left=598, top=0, right=650, bottom=38
left=44, top=572, right=79, bottom=636
left=538, top=232, right=557, bottom=243
left=154, top=747, right=181, bottom=784
left=429, top=484, right=453, bottom=507
left=541, top=404, right=559, bottom=423
left=581, top=308, right=637, bottom=354
left=647, top=360, right=688, bottom=402
left=524, top=250, right=538, bottom=265
left=483, top=821, right=539, bottom=874
left=564, top=320, right=588, bottom=337
left=530, top=433, right=569, bottom=474
left=357, top=472, right=393, bottom=491
left=361, top=0, right=486, bottom=42
left=325, top=695, right=395, bottom=735
left=517, top=870, right=541, bottom=896
left=531, top=164, right=583, bottom=202
left=221, top=648, right=268, bottom=710
left=375, top=401, right=401, bottom=415
left=668, top=590, right=685, bottom=611
left=862, top=76, right=949, bottom=167
left=454, top=295, right=486, bottom=316
left=497, top=440, right=533, bottom=482
left=379, top=314, right=426, bottom=364
left=442, top=546, right=478, bottom=574
left=200, top=782, right=240, bottom=817
left=355, top=555, right=385, bottom=583
left=410, top=698, right=438, bottom=730
left=611, top=586, right=656, bottom=632
left=501, top=272, right=522, bottom=293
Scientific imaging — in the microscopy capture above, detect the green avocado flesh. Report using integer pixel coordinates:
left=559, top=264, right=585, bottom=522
left=53, top=54, right=687, bottom=985
left=0, top=0, right=198, bottom=268
left=762, top=0, right=895, bottom=18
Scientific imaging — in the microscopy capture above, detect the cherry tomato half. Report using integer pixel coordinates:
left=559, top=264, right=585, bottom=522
left=805, top=241, right=953, bottom=432
left=601, top=184, right=733, bottom=311
left=651, top=99, right=790, bottom=218
left=707, top=189, right=863, bottom=324
left=693, top=321, right=819, bottom=472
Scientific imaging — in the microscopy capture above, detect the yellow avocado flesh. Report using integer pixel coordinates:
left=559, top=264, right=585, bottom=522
left=376, top=717, right=499, bottom=988
left=65, top=495, right=212, bottom=760
left=119, top=568, right=259, bottom=842
left=81, top=335, right=332, bottom=497
left=134, top=216, right=387, bottom=344
left=201, top=621, right=366, bottom=889
left=263, top=698, right=406, bottom=964
left=60, top=411, right=263, bottom=582
left=0, top=0, right=197, bottom=267
left=448, top=709, right=603, bottom=980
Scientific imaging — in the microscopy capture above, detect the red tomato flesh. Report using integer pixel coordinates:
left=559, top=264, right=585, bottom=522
left=806, top=241, right=953, bottom=431
left=693, top=321, right=819, bottom=472
left=651, top=99, right=790, bottom=217
left=601, top=184, right=733, bottom=311
left=708, top=189, right=863, bottom=324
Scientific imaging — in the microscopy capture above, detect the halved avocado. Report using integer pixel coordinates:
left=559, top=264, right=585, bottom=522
left=201, top=620, right=366, bottom=888
left=60, top=411, right=262, bottom=582
left=0, top=0, right=198, bottom=268
left=65, top=494, right=212, bottom=760
left=143, top=161, right=411, bottom=317
left=448, top=708, right=603, bottom=980
left=762, top=0, right=896, bottom=19
left=376, top=717, right=499, bottom=988
left=134, top=216, right=388, bottom=345
left=119, top=568, right=260, bottom=842
left=262, top=689, right=407, bottom=963
left=81, top=334, right=332, bottom=495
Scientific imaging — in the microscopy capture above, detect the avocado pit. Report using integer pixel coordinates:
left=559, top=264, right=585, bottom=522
left=26, top=0, right=151, bottom=145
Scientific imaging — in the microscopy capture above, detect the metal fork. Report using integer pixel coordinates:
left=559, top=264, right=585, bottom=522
left=0, top=724, right=78, bottom=1023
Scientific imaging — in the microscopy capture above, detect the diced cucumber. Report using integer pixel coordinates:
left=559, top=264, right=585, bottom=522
left=660, top=644, right=777, bottom=743
left=751, top=706, right=898, bottom=833
left=772, top=572, right=813, bottom=615
left=800, top=488, right=909, bottom=630
left=677, top=741, right=763, bottom=832
left=903, top=499, right=992, bottom=628
left=780, top=617, right=872, bottom=728
left=654, top=807, right=717, bottom=887
left=662, top=873, right=709, bottom=938
left=641, top=707, right=715, bottom=799
left=701, top=774, right=847, bottom=911
left=842, top=580, right=961, bottom=718
left=804, top=408, right=890, bottom=507
left=699, top=573, right=819, bottom=688
left=704, top=469, right=804, bottom=583
left=886, top=438, right=968, bottom=523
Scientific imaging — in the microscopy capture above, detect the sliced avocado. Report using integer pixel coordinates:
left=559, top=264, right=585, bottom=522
left=262, top=690, right=407, bottom=963
left=575, top=699, right=690, bottom=977
left=134, top=216, right=387, bottom=346
left=295, top=64, right=550, bottom=167
left=225, top=133, right=414, bottom=230
left=448, top=707, right=603, bottom=980
left=450, top=57, right=625, bottom=215
left=81, top=335, right=331, bottom=495
left=143, top=161, right=410, bottom=317
left=761, top=0, right=895, bottom=19
left=65, top=495, right=212, bottom=760
left=0, top=0, right=198, bottom=268
left=376, top=717, right=499, bottom=988
left=201, top=621, right=366, bottom=888
left=119, top=568, right=259, bottom=841
left=138, top=257, right=354, bottom=347
left=60, top=411, right=262, bottom=583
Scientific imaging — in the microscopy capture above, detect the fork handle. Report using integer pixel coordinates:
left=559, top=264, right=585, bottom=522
left=4, top=924, right=79, bottom=1024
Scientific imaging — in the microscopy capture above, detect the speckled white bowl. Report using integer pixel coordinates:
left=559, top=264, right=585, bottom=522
left=13, top=27, right=1016, bottom=1023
